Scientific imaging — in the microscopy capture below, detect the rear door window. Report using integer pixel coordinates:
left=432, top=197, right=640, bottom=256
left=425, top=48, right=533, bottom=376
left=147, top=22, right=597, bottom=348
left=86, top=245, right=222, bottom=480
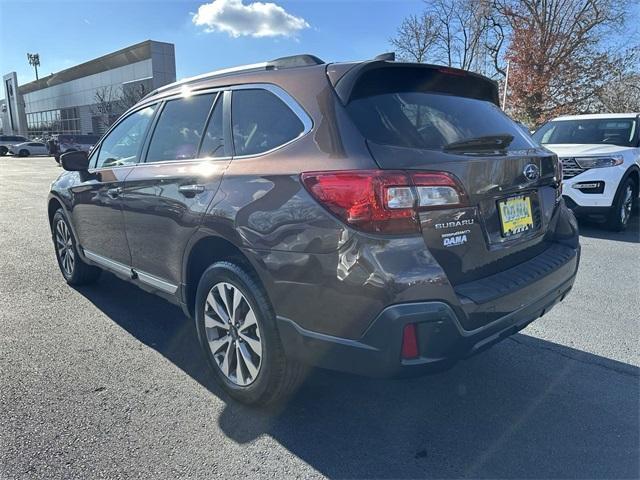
left=146, top=93, right=215, bottom=162
left=231, top=89, right=304, bottom=156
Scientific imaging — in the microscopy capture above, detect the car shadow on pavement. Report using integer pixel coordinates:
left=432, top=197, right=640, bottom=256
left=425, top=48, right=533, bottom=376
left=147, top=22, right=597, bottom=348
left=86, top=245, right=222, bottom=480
left=578, top=214, right=639, bottom=243
left=75, top=273, right=640, bottom=479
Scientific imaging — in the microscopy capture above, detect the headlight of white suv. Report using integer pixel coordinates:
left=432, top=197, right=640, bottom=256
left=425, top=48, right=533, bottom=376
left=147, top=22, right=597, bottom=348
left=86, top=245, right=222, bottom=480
left=575, top=155, right=624, bottom=169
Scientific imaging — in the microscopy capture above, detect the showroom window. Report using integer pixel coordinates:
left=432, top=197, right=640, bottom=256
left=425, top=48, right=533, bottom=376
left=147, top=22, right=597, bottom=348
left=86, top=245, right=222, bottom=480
left=26, top=107, right=80, bottom=138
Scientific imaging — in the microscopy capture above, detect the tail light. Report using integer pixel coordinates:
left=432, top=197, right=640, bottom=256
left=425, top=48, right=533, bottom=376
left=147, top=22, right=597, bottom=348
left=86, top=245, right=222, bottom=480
left=301, top=169, right=466, bottom=234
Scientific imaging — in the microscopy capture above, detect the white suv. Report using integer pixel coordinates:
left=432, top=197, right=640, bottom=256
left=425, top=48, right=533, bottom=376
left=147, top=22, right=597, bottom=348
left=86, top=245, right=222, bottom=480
left=533, top=113, right=639, bottom=231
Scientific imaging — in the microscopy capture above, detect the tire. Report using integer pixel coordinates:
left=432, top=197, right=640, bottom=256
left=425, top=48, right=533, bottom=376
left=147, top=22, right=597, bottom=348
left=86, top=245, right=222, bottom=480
left=607, top=177, right=637, bottom=231
left=0, top=146, right=7, bottom=156
left=52, top=209, right=101, bottom=285
left=195, top=261, right=306, bottom=406
left=18, top=149, right=29, bottom=157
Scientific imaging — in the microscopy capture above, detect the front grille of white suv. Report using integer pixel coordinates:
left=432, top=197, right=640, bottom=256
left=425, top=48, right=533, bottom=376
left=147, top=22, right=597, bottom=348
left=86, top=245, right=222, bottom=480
left=560, top=157, right=587, bottom=179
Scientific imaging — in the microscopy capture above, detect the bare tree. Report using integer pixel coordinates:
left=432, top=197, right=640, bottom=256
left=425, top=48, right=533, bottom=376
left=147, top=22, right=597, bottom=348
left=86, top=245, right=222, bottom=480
left=91, top=82, right=148, bottom=132
left=427, top=0, right=495, bottom=74
left=390, top=12, right=441, bottom=62
left=390, top=0, right=635, bottom=122
left=91, top=86, right=121, bottom=131
left=120, top=82, right=149, bottom=111
left=498, top=0, right=626, bottom=124
left=390, top=0, right=499, bottom=76
left=485, top=11, right=507, bottom=77
left=598, top=46, right=640, bottom=112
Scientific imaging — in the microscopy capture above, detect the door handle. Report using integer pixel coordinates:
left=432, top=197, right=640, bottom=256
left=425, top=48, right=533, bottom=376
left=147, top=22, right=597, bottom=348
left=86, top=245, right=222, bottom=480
left=178, top=184, right=205, bottom=197
left=107, top=187, right=122, bottom=199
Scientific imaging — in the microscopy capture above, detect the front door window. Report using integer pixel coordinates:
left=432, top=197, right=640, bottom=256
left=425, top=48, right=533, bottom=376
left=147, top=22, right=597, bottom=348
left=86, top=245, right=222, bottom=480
left=95, top=105, right=157, bottom=168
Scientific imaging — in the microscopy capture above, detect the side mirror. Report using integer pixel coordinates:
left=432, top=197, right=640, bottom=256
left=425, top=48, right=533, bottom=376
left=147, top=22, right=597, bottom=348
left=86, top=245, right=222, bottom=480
left=61, top=150, right=89, bottom=171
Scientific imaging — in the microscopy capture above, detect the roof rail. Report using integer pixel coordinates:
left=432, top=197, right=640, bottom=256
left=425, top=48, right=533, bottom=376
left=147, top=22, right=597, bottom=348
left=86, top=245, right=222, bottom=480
left=142, top=62, right=268, bottom=100
left=142, top=54, right=325, bottom=101
left=266, top=54, right=324, bottom=69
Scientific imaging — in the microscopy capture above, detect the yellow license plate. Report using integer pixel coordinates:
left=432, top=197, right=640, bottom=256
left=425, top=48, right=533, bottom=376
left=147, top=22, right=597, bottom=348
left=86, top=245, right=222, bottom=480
left=498, top=196, right=533, bottom=237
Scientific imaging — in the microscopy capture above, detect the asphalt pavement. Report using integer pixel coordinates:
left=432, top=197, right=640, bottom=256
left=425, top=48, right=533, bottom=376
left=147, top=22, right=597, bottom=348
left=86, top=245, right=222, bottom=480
left=1, top=157, right=638, bottom=479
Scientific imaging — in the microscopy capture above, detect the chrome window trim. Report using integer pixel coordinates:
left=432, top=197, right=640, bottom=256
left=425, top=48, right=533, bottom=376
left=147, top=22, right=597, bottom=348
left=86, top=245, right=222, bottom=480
left=141, top=83, right=313, bottom=161
left=90, top=83, right=313, bottom=170
left=127, top=156, right=232, bottom=168
left=83, top=249, right=178, bottom=295
left=150, top=86, right=227, bottom=104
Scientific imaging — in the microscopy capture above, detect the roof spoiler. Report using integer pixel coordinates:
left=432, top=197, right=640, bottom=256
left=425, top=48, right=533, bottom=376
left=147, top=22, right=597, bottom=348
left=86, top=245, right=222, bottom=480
left=332, top=60, right=500, bottom=106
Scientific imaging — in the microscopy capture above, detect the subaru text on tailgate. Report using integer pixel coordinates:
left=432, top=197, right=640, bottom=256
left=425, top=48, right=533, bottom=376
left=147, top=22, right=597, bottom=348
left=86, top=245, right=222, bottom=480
left=48, top=54, right=580, bottom=405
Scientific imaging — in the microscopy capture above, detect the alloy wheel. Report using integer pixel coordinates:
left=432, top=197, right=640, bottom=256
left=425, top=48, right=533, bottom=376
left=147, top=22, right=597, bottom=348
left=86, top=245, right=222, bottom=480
left=204, top=282, right=263, bottom=386
left=55, top=219, right=75, bottom=277
left=621, top=184, right=633, bottom=226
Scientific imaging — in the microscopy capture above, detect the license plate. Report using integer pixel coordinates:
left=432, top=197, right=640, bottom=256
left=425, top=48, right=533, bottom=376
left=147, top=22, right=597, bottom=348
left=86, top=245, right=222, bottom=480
left=498, top=195, right=533, bottom=237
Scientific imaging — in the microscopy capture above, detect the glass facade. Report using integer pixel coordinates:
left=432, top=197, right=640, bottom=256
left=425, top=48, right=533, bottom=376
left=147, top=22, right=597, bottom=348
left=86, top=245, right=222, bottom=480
left=26, top=107, right=81, bottom=138
left=2, top=41, right=176, bottom=138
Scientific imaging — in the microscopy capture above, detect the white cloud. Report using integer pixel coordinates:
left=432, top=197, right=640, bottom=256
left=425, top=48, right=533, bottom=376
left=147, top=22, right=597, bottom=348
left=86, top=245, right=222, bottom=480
left=192, top=0, right=310, bottom=38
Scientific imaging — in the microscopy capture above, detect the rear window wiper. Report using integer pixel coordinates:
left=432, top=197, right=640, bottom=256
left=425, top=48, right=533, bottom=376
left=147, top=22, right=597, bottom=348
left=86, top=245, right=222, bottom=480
left=443, top=134, right=514, bottom=153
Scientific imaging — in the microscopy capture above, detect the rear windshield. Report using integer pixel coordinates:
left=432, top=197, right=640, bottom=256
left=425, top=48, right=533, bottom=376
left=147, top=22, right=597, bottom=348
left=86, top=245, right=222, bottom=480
left=346, top=91, right=535, bottom=151
left=532, top=118, right=638, bottom=147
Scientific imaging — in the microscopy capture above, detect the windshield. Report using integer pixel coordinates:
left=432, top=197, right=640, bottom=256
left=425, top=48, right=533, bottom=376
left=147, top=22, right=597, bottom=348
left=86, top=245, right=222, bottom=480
left=347, top=92, right=536, bottom=151
left=533, top=118, right=638, bottom=147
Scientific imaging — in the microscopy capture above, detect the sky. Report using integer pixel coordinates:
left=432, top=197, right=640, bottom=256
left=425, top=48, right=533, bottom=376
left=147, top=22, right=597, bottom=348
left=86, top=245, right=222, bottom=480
left=0, top=0, right=424, bottom=86
left=1, top=0, right=638, bottom=87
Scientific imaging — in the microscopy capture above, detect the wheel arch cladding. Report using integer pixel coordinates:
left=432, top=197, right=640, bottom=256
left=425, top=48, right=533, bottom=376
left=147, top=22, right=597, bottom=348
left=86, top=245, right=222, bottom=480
left=48, top=198, right=64, bottom=227
left=184, top=235, right=263, bottom=318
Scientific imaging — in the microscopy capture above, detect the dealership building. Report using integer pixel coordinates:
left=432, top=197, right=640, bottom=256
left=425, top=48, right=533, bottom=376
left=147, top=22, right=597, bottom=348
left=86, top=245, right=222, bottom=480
left=1, top=40, right=176, bottom=138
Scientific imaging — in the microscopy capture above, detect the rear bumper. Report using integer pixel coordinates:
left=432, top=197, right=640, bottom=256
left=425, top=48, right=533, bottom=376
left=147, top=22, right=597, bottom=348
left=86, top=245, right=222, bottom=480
left=278, top=245, right=579, bottom=377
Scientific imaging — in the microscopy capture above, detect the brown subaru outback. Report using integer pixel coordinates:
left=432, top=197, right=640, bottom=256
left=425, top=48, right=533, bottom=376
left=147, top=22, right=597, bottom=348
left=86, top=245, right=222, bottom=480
left=49, top=54, right=580, bottom=405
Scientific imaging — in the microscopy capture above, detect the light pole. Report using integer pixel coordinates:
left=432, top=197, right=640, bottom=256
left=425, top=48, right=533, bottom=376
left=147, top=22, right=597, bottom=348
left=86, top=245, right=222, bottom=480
left=27, top=53, right=40, bottom=81
left=502, top=60, right=510, bottom=111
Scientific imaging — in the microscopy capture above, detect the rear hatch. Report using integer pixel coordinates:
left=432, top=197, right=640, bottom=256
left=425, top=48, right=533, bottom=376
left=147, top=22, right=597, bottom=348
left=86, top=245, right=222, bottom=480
left=337, top=63, right=562, bottom=287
